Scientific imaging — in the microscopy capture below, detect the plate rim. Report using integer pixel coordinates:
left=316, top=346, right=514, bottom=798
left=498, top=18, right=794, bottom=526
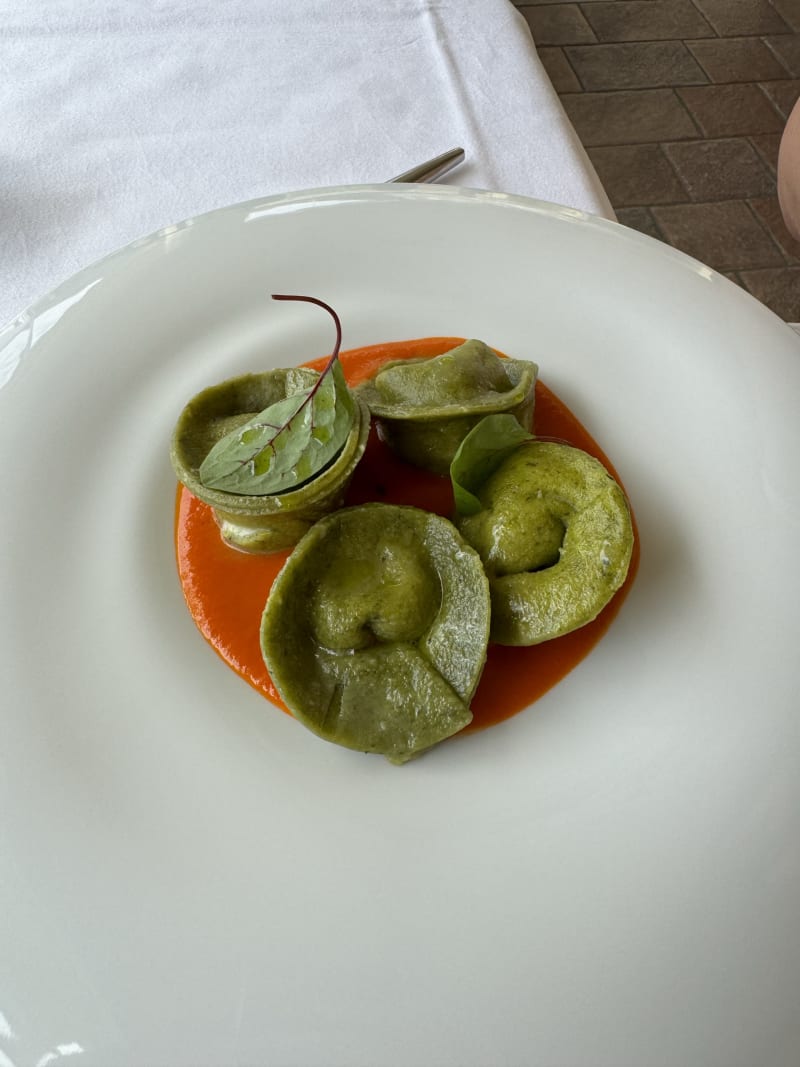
left=4, top=181, right=791, bottom=348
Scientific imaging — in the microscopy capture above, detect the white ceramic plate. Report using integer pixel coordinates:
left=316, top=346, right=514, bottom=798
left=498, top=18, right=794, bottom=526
left=2, top=186, right=799, bottom=1067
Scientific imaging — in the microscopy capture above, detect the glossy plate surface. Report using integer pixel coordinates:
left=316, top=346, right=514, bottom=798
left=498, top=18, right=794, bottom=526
left=1, top=186, right=799, bottom=1067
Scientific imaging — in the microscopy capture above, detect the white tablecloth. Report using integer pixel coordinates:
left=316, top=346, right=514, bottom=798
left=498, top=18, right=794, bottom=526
left=0, top=0, right=613, bottom=328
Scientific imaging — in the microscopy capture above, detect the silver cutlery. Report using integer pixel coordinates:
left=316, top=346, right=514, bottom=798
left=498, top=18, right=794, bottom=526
left=389, top=147, right=465, bottom=184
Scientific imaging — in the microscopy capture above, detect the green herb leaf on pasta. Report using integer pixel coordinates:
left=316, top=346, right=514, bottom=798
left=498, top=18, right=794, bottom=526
left=450, top=414, right=534, bottom=515
left=199, top=296, right=356, bottom=496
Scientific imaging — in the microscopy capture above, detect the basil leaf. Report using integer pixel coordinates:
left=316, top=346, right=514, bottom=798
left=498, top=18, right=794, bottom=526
left=199, top=359, right=355, bottom=495
left=450, top=414, right=534, bottom=515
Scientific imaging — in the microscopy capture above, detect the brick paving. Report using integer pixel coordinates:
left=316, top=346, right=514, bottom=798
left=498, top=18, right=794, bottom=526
left=516, top=0, right=800, bottom=320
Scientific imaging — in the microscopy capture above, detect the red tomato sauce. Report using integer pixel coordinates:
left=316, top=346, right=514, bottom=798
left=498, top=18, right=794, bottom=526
left=175, top=338, right=639, bottom=731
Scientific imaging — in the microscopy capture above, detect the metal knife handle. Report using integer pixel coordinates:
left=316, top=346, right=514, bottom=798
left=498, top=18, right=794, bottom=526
left=388, top=147, right=466, bottom=184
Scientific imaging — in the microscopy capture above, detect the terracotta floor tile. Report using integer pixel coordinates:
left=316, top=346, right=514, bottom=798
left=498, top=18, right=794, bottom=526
left=750, top=132, right=783, bottom=173
left=519, top=0, right=800, bottom=319
left=759, top=78, right=800, bottom=119
left=691, top=0, right=791, bottom=36
left=580, top=0, right=715, bottom=43
left=739, top=267, right=800, bottom=319
left=536, top=47, right=582, bottom=92
left=677, top=83, right=786, bottom=136
left=722, top=271, right=746, bottom=288
left=565, top=40, right=707, bottom=90
left=686, top=36, right=791, bottom=83
left=561, top=88, right=699, bottom=145
left=518, top=4, right=596, bottom=45
left=759, top=0, right=800, bottom=33
left=764, top=34, right=800, bottom=77
left=587, top=143, right=688, bottom=204
left=615, top=206, right=667, bottom=241
left=749, top=196, right=800, bottom=261
left=651, top=200, right=786, bottom=270
left=663, top=137, right=776, bottom=200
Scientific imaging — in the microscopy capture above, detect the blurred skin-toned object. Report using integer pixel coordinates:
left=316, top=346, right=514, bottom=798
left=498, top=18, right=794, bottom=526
left=778, top=100, right=800, bottom=243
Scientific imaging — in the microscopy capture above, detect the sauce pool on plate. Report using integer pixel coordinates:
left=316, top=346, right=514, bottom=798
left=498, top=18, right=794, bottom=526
left=174, top=337, right=639, bottom=731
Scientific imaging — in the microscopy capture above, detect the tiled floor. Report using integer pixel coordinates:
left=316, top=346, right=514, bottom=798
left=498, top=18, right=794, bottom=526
left=514, top=0, right=800, bottom=321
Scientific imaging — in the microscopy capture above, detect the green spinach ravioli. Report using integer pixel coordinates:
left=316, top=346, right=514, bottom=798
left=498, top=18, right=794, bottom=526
left=456, top=441, right=634, bottom=646
left=260, top=504, right=491, bottom=763
left=170, top=368, right=370, bottom=553
left=355, top=339, right=537, bottom=475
